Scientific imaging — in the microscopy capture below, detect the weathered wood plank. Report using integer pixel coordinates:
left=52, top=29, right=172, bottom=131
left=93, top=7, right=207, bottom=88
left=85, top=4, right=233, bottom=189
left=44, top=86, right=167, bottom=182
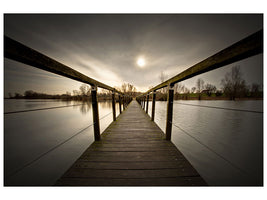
left=55, top=100, right=207, bottom=186
left=55, top=177, right=206, bottom=186
left=71, top=161, right=193, bottom=170
left=62, top=168, right=200, bottom=178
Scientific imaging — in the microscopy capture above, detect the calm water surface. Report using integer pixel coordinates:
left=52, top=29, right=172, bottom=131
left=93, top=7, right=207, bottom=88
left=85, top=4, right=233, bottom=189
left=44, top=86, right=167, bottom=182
left=4, top=99, right=121, bottom=185
left=148, top=100, right=263, bottom=186
left=4, top=99, right=263, bottom=186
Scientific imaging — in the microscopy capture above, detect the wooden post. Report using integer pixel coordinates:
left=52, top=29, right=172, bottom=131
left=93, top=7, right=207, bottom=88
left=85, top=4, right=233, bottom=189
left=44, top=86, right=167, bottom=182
left=118, top=94, right=122, bottom=114
left=122, top=95, right=125, bottom=110
left=151, top=90, right=156, bottom=121
left=143, top=96, right=145, bottom=109
left=165, top=84, right=174, bottom=141
left=91, top=85, right=100, bottom=141
left=146, top=94, right=149, bottom=114
left=112, top=90, right=116, bottom=121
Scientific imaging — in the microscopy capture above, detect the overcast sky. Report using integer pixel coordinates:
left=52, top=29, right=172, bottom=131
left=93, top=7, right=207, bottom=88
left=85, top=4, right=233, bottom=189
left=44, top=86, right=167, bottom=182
left=4, top=14, right=263, bottom=97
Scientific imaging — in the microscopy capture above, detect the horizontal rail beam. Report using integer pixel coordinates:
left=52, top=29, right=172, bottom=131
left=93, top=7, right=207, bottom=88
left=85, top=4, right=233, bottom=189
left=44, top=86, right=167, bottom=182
left=4, top=36, right=123, bottom=94
left=145, top=29, right=263, bottom=94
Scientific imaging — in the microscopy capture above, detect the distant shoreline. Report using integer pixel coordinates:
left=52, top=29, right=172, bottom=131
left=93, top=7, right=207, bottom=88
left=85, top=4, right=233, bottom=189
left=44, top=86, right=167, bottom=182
left=4, top=97, right=263, bottom=101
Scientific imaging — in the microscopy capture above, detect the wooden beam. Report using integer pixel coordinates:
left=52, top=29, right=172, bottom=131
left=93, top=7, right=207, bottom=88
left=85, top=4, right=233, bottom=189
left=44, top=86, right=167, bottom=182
left=146, top=29, right=263, bottom=94
left=91, top=86, right=100, bottom=141
left=166, top=85, right=174, bottom=141
left=112, top=91, right=116, bottom=121
left=146, top=94, right=149, bottom=114
left=4, top=36, right=123, bottom=94
left=118, top=95, right=122, bottom=114
left=151, top=91, right=156, bottom=121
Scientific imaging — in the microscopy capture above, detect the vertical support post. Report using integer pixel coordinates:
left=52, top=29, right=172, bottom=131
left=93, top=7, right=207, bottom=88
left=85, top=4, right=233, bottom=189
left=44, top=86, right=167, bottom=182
left=165, top=84, right=174, bottom=141
left=151, top=90, right=156, bottom=121
left=122, top=95, right=125, bottom=111
left=91, top=85, right=100, bottom=141
left=146, top=93, right=149, bottom=114
left=112, top=90, right=116, bottom=121
left=118, top=94, right=122, bottom=114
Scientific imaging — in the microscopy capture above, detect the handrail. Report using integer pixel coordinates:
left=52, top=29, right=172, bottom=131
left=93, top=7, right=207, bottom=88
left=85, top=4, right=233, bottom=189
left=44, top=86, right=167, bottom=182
left=136, top=29, right=263, bottom=141
left=142, top=29, right=263, bottom=95
left=4, top=36, right=124, bottom=95
left=4, top=36, right=133, bottom=141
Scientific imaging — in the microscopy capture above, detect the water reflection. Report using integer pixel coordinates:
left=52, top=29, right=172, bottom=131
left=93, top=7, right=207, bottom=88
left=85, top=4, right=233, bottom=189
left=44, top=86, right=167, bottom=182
left=148, top=100, right=263, bottom=186
left=4, top=99, right=118, bottom=186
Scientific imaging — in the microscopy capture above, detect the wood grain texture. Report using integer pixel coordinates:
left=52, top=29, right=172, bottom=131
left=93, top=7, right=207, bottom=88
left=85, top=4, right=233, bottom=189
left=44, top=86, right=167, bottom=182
left=55, top=100, right=207, bottom=186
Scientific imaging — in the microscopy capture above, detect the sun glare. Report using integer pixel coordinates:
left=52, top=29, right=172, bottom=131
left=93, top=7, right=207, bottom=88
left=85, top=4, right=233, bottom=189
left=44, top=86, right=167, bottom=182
left=137, top=58, right=146, bottom=67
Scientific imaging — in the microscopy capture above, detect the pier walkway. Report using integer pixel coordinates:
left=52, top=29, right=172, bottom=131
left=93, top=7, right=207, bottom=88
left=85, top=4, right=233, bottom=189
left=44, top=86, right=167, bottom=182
left=55, top=100, right=207, bottom=186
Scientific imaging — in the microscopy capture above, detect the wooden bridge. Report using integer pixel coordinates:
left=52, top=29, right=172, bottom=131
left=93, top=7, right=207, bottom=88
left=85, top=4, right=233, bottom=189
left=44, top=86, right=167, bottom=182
left=55, top=100, right=206, bottom=186
left=4, top=29, right=263, bottom=186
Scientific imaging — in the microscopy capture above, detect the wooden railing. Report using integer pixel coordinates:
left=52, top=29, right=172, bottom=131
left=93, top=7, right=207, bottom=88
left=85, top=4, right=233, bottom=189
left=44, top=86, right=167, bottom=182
left=4, top=36, right=133, bottom=141
left=136, top=29, right=263, bottom=140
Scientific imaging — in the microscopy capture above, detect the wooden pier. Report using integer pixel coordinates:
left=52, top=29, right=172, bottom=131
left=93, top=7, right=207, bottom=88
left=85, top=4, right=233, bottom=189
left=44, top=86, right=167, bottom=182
left=4, top=30, right=263, bottom=186
left=55, top=100, right=207, bottom=186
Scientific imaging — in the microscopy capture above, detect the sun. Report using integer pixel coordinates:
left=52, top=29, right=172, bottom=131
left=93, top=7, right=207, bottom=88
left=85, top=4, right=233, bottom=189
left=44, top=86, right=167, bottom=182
left=137, top=58, right=146, bottom=67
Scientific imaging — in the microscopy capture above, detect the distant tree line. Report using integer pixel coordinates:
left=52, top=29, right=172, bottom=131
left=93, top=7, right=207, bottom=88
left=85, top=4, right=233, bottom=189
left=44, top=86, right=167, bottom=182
left=7, top=82, right=142, bottom=101
left=154, top=66, right=262, bottom=101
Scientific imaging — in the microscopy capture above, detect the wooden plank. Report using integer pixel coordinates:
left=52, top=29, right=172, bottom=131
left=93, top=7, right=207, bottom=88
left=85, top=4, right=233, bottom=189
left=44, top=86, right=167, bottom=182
left=62, top=168, right=200, bottom=178
left=71, top=160, right=195, bottom=170
left=55, top=100, right=207, bottom=186
left=55, top=177, right=206, bottom=186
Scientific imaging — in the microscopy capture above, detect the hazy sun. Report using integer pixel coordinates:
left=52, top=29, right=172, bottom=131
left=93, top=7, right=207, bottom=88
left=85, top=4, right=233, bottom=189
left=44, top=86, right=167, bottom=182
left=137, top=58, right=146, bottom=67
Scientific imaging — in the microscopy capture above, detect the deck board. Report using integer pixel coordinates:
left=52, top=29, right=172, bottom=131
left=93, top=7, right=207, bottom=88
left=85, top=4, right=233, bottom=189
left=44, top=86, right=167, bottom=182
left=55, top=100, right=207, bottom=186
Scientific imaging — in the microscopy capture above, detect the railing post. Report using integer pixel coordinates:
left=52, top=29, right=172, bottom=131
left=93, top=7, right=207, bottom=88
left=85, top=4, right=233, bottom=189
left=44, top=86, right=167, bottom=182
left=118, top=94, right=122, bottom=114
left=146, top=93, right=149, bottom=114
left=143, top=96, right=145, bottom=109
left=165, top=84, right=174, bottom=141
left=122, top=95, right=125, bottom=110
left=91, top=85, right=100, bottom=141
left=151, top=90, right=156, bottom=121
left=112, top=90, right=116, bottom=121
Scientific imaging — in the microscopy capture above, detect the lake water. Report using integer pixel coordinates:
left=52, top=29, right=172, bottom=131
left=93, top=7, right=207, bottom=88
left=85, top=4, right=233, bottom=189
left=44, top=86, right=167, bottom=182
left=148, top=100, right=263, bottom=186
left=4, top=99, right=263, bottom=186
left=4, top=99, right=121, bottom=186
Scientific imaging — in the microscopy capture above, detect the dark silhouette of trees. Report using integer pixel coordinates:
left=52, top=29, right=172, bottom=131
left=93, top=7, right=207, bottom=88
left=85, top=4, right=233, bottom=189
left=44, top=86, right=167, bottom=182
left=221, top=66, right=247, bottom=100
left=205, top=83, right=217, bottom=96
left=119, top=82, right=137, bottom=97
left=191, top=87, right=196, bottom=93
left=196, top=78, right=205, bottom=100
left=250, top=83, right=262, bottom=97
left=79, top=84, right=91, bottom=96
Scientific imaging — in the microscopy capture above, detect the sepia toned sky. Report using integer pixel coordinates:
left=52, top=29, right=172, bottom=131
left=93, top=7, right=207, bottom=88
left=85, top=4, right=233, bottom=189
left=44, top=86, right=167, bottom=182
left=4, top=14, right=263, bottom=97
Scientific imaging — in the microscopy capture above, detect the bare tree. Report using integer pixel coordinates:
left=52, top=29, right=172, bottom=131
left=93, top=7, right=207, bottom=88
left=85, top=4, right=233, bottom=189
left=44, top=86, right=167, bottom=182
left=221, top=66, right=247, bottom=100
left=79, top=84, right=91, bottom=96
left=191, top=87, right=196, bottom=93
left=73, top=90, right=80, bottom=96
left=205, top=83, right=217, bottom=96
left=196, top=78, right=205, bottom=100
left=250, top=83, right=261, bottom=97
left=121, top=83, right=127, bottom=93
left=127, top=83, right=137, bottom=96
